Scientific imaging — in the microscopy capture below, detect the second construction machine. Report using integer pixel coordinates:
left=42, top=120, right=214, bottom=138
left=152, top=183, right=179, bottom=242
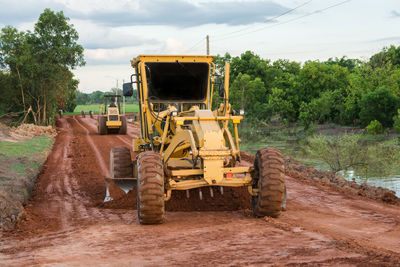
left=98, top=95, right=127, bottom=135
left=106, top=55, right=286, bottom=224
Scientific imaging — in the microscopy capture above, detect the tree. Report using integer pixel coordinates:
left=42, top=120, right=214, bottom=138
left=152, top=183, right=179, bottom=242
left=268, top=87, right=296, bottom=121
left=370, top=45, right=400, bottom=69
left=295, top=61, right=350, bottom=103
left=230, top=74, right=270, bottom=120
left=359, top=87, right=399, bottom=127
left=0, top=9, right=85, bottom=124
left=325, top=56, right=361, bottom=72
left=76, top=90, right=90, bottom=105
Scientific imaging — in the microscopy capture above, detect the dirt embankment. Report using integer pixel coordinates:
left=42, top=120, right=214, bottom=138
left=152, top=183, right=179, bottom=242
left=284, top=156, right=400, bottom=205
left=0, top=123, right=56, bottom=230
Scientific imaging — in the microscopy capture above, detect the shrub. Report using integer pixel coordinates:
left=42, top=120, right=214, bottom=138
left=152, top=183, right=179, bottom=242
left=393, top=109, right=400, bottom=134
left=299, top=101, right=317, bottom=130
left=306, top=134, right=400, bottom=176
left=366, top=120, right=383, bottom=135
left=359, top=87, right=399, bottom=127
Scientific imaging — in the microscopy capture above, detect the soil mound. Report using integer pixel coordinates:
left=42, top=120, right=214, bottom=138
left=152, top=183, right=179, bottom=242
left=0, top=122, right=57, bottom=142
left=102, top=185, right=252, bottom=211
left=14, top=123, right=57, bottom=138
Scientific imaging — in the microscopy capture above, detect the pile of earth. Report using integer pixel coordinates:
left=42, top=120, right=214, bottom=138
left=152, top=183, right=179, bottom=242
left=102, top=182, right=252, bottom=211
left=0, top=122, right=57, bottom=142
left=13, top=123, right=57, bottom=138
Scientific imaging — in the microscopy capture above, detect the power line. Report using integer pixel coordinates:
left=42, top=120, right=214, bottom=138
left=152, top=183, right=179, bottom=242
left=215, top=0, right=313, bottom=39
left=214, top=0, right=352, bottom=42
left=185, top=37, right=205, bottom=53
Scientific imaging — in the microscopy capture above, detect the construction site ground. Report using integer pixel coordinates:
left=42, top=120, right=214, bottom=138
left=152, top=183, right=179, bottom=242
left=1, top=115, right=400, bottom=266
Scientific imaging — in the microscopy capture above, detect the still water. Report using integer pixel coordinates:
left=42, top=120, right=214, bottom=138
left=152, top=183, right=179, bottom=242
left=339, top=170, right=400, bottom=197
left=242, top=141, right=400, bottom=197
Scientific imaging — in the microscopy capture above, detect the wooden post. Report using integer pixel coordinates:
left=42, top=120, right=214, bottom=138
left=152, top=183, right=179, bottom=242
left=206, top=35, right=210, bottom=55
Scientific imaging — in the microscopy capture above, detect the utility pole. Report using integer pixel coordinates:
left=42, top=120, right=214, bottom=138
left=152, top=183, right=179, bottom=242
left=122, top=79, right=125, bottom=114
left=206, top=35, right=209, bottom=55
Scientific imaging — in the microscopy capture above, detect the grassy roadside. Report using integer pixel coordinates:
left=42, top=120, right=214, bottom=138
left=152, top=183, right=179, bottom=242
left=64, top=103, right=139, bottom=115
left=0, top=136, right=54, bottom=230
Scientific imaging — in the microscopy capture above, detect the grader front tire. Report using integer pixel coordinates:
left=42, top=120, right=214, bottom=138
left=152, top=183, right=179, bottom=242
left=137, top=151, right=165, bottom=224
left=110, top=146, right=132, bottom=178
left=252, top=147, right=286, bottom=218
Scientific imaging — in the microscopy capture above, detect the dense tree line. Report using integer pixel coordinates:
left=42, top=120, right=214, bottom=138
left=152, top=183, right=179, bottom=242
left=76, top=88, right=137, bottom=105
left=215, top=46, right=400, bottom=130
left=0, top=9, right=84, bottom=124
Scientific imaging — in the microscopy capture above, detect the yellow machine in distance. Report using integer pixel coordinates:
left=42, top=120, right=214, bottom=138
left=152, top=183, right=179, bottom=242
left=106, top=55, right=286, bottom=224
left=97, top=95, right=127, bottom=135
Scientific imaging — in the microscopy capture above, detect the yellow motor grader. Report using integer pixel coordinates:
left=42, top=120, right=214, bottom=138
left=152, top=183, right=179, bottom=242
left=106, top=55, right=286, bottom=224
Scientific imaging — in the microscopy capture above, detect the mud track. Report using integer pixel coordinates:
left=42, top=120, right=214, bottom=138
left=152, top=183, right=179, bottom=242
left=1, top=115, right=400, bottom=266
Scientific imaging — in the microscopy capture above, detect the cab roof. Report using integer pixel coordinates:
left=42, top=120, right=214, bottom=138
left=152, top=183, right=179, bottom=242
left=130, top=55, right=214, bottom=67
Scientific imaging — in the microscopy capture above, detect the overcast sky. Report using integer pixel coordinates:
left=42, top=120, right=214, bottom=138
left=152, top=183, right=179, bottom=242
left=1, top=0, right=399, bottom=93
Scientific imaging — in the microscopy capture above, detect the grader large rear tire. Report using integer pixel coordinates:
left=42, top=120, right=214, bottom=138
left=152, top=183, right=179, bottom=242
left=252, top=147, right=286, bottom=218
left=137, top=151, right=164, bottom=224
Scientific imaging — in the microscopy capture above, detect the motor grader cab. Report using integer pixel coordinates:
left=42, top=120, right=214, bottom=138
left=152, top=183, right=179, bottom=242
left=106, top=55, right=286, bottom=224
left=97, top=95, right=127, bottom=135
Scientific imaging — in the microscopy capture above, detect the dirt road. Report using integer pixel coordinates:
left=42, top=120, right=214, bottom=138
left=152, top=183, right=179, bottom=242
left=1, top=115, right=400, bottom=266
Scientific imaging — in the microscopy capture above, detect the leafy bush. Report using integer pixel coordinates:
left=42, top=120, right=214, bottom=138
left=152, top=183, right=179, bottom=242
left=299, top=101, right=317, bottom=130
left=359, top=87, right=399, bottom=127
left=393, top=109, right=400, bottom=133
left=366, top=120, right=383, bottom=135
left=306, top=134, right=400, bottom=176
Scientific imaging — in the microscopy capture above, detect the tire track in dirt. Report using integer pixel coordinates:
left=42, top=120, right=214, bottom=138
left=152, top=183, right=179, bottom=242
left=280, top=175, right=400, bottom=257
left=72, top=117, right=109, bottom=177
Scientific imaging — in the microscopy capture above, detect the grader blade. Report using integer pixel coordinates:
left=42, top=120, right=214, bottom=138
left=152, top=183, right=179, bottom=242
left=104, top=178, right=136, bottom=202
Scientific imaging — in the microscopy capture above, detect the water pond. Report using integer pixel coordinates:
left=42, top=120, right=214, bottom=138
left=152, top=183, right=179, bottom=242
left=241, top=139, right=400, bottom=197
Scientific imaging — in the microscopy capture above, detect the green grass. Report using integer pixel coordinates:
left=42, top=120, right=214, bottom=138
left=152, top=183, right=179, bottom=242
left=64, top=104, right=139, bottom=115
left=0, top=136, right=54, bottom=203
left=0, top=136, right=54, bottom=157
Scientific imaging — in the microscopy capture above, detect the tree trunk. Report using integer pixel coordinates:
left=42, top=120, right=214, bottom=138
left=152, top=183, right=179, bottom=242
left=15, top=66, right=26, bottom=112
left=43, top=93, right=47, bottom=125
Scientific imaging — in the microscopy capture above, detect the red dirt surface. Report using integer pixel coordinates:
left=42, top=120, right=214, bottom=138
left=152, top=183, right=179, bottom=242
left=1, top=115, right=400, bottom=266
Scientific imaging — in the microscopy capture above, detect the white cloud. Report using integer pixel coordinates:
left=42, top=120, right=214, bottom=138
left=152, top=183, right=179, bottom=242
left=84, top=45, right=160, bottom=65
left=72, top=64, right=134, bottom=92
left=75, top=0, right=289, bottom=27
left=70, top=19, right=158, bottom=49
left=163, top=38, right=186, bottom=54
left=54, top=0, right=139, bottom=14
